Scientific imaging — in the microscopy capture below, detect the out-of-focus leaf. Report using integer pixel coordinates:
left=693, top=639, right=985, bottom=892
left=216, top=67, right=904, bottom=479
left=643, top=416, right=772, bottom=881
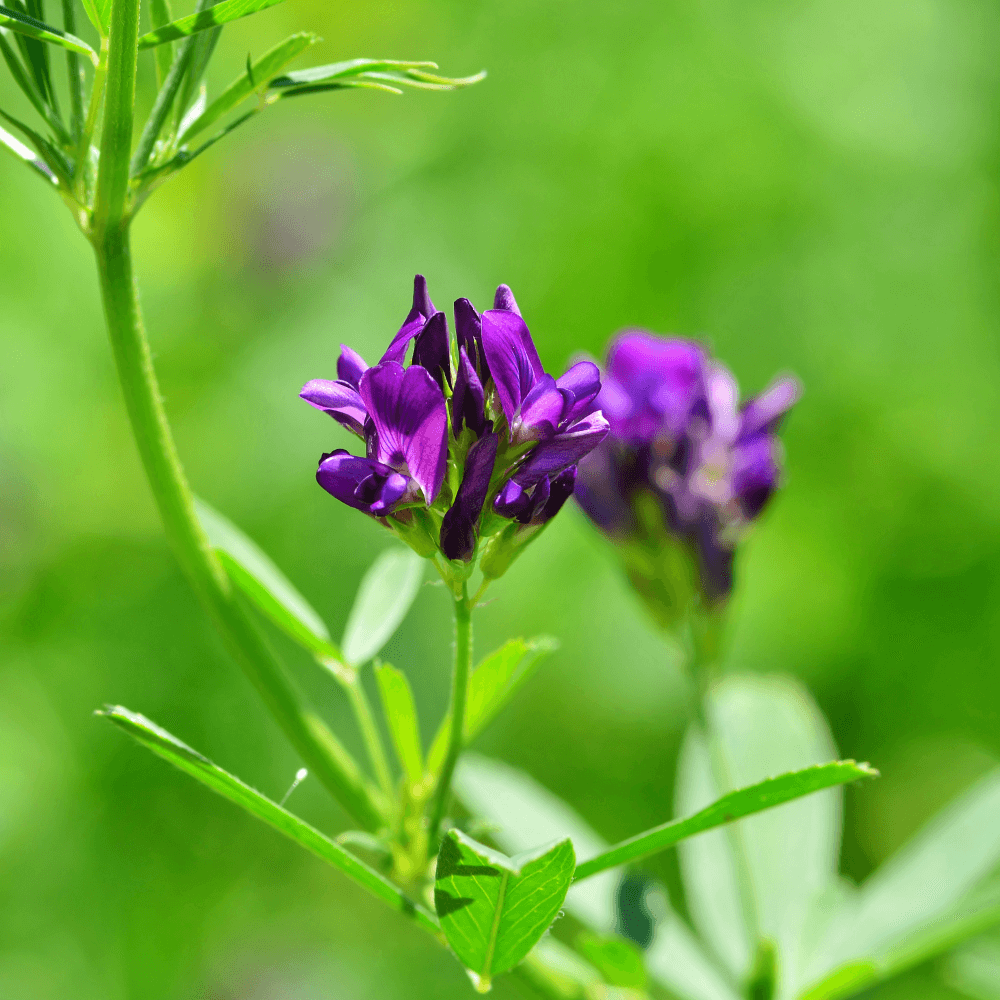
left=575, top=933, right=648, bottom=989
left=574, top=760, right=876, bottom=882
left=150, top=0, right=173, bottom=87
left=0, top=120, right=55, bottom=182
left=0, top=105, right=69, bottom=183
left=178, top=31, right=316, bottom=142
left=14, top=0, right=56, bottom=106
left=434, top=828, right=574, bottom=991
left=454, top=754, right=738, bottom=1000
left=801, top=768, right=1000, bottom=994
left=375, top=662, right=423, bottom=788
left=0, top=28, right=69, bottom=141
left=341, top=548, right=423, bottom=667
left=426, top=636, right=558, bottom=774
left=98, top=706, right=439, bottom=934
left=174, top=21, right=220, bottom=129
left=941, top=928, right=1000, bottom=1000
left=194, top=497, right=337, bottom=659
left=519, top=936, right=605, bottom=1000
left=138, top=0, right=285, bottom=49
left=0, top=4, right=95, bottom=59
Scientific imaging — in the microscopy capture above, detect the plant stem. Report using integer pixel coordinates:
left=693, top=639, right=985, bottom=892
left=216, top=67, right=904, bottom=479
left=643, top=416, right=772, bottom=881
left=428, top=583, right=473, bottom=842
left=90, top=0, right=384, bottom=832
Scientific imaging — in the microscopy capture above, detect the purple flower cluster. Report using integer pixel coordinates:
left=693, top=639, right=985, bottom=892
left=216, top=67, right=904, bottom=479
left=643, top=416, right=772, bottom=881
left=301, top=276, right=609, bottom=569
left=575, top=330, right=799, bottom=608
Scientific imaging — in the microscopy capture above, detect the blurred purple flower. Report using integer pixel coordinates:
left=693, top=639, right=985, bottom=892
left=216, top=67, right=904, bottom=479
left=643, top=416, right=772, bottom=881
left=575, top=330, right=799, bottom=606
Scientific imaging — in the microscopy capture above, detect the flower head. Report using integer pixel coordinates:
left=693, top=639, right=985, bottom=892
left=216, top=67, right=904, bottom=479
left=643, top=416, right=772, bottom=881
left=300, top=276, right=610, bottom=583
left=575, top=330, right=799, bottom=621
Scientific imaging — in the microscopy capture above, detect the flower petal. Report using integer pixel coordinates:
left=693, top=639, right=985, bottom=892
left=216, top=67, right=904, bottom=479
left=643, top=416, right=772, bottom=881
left=451, top=347, right=488, bottom=438
left=537, top=466, right=577, bottom=524
left=732, top=434, right=780, bottom=518
left=513, top=411, right=610, bottom=487
left=359, top=362, right=448, bottom=504
left=513, top=374, right=566, bottom=443
left=739, top=376, right=800, bottom=439
left=455, top=297, right=489, bottom=381
left=493, top=478, right=531, bottom=520
left=493, top=283, right=522, bottom=315
left=481, top=307, right=545, bottom=426
left=300, top=379, right=367, bottom=436
left=412, top=311, right=452, bottom=389
left=380, top=274, right=438, bottom=365
left=337, top=345, right=369, bottom=389
left=316, top=449, right=411, bottom=515
left=556, top=360, right=601, bottom=424
left=439, top=432, right=499, bottom=561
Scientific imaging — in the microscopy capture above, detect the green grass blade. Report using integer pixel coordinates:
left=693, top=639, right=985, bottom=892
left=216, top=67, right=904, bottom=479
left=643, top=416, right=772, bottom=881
left=268, top=58, right=486, bottom=99
left=17, top=0, right=58, bottom=110
left=0, top=27, right=70, bottom=142
left=195, top=497, right=338, bottom=660
left=0, top=120, right=56, bottom=182
left=150, top=0, right=173, bottom=88
left=178, top=31, right=316, bottom=142
left=426, top=637, right=557, bottom=775
left=138, top=0, right=285, bottom=49
left=0, top=4, right=95, bottom=59
left=574, top=761, right=878, bottom=882
left=174, top=21, right=219, bottom=129
left=98, top=705, right=439, bottom=935
left=341, top=548, right=423, bottom=667
left=269, top=57, right=440, bottom=87
left=0, top=105, right=69, bottom=183
left=375, top=662, right=424, bottom=788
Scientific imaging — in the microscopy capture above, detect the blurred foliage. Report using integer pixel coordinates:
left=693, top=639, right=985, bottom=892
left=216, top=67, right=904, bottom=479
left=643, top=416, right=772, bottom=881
left=2, top=0, right=999, bottom=996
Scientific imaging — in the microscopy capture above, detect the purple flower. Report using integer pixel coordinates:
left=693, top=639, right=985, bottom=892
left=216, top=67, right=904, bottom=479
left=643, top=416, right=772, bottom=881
left=301, top=275, right=610, bottom=574
left=575, top=330, right=799, bottom=608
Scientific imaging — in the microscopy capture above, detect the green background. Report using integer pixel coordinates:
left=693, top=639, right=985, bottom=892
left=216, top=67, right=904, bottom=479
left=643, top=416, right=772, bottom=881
left=2, top=0, right=998, bottom=996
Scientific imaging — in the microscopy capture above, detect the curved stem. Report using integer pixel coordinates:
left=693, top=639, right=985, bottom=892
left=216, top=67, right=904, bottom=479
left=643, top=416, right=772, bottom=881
left=428, top=584, right=472, bottom=842
left=342, top=668, right=394, bottom=802
left=90, top=0, right=383, bottom=832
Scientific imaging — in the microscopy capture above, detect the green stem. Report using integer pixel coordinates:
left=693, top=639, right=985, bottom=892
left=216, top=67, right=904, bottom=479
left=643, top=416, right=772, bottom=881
left=428, top=584, right=472, bottom=842
left=90, top=0, right=384, bottom=832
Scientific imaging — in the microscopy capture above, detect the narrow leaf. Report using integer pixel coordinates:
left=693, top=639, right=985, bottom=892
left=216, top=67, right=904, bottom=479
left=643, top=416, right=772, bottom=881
left=427, top=637, right=557, bottom=774
left=341, top=548, right=423, bottom=667
left=138, top=0, right=286, bottom=49
left=375, top=662, right=424, bottom=788
left=574, top=761, right=876, bottom=882
left=434, top=829, right=575, bottom=990
left=179, top=31, right=316, bottom=143
left=0, top=4, right=95, bottom=59
left=0, top=105, right=70, bottom=183
left=0, top=120, right=55, bottom=182
left=269, top=57, right=440, bottom=87
left=174, top=21, right=220, bottom=130
left=98, top=706, right=438, bottom=934
left=150, top=0, right=173, bottom=88
left=195, top=497, right=337, bottom=659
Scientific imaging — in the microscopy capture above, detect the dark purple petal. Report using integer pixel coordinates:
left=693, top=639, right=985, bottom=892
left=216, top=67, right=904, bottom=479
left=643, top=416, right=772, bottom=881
left=732, top=434, right=780, bottom=519
left=451, top=348, right=488, bottom=438
left=513, top=411, right=611, bottom=487
left=493, top=479, right=532, bottom=520
left=300, top=379, right=368, bottom=436
left=739, top=377, right=801, bottom=440
left=316, top=449, right=411, bottom=515
left=412, top=311, right=452, bottom=389
left=380, top=274, right=438, bottom=365
left=440, top=432, right=499, bottom=561
left=493, top=284, right=522, bottom=315
left=516, top=475, right=550, bottom=524
left=455, top=297, right=490, bottom=383
left=481, top=308, right=545, bottom=427
left=337, top=345, right=369, bottom=389
left=513, top=374, right=566, bottom=443
left=696, top=517, right=735, bottom=603
left=537, top=466, right=577, bottom=524
left=574, top=442, right=637, bottom=534
left=556, top=360, right=601, bottom=425
left=359, top=362, right=448, bottom=504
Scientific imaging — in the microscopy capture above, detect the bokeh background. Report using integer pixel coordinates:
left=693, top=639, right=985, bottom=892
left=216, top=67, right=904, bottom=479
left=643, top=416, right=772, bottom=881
left=2, top=0, right=999, bottom=996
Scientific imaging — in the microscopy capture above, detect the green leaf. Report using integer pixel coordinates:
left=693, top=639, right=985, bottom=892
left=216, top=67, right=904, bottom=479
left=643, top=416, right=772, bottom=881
left=0, top=120, right=56, bottom=182
left=455, top=754, right=744, bottom=1000
left=800, top=768, right=1000, bottom=995
left=341, top=548, right=423, bottom=667
left=575, top=933, right=648, bottom=989
left=573, top=760, right=876, bottom=883
left=174, top=21, right=220, bottom=129
left=375, top=662, right=424, bottom=789
left=434, top=828, right=575, bottom=990
left=0, top=105, right=70, bottom=183
left=194, top=497, right=337, bottom=659
left=0, top=27, right=69, bottom=142
left=519, top=936, right=606, bottom=1000
left=150, top=0, right=174, bottom=88
left=268, top=57, right=486, bottom=98
left=0, top=4, right=95, bottom=59
left=269, top=57, right=439, bottom=87
left=426, top=636, right=557, bottom=774
left=941, top=928, right=1000, bottom=1000
left=137, top=0, right=286, bottom=49
left=98, top=705, right=438, bottom=935
left=178, top=31, right=317, bottom=143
